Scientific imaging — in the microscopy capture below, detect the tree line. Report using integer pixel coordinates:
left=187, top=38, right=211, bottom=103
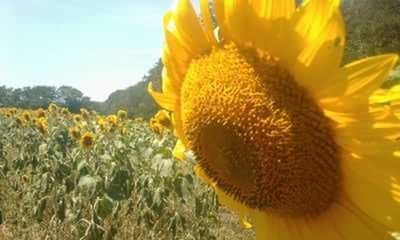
left=0, top=60, right=163, bottom=119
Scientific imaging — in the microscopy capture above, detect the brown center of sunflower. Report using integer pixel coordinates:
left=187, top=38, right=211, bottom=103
left=181, top=43, right=341, bottom=218
left=82, top=134, right=94, bottom=148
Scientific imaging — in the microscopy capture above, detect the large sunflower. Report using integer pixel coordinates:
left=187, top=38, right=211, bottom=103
left=148, top=0, right=400, bottom=239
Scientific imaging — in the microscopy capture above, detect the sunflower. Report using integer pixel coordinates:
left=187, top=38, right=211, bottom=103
left=106, top=115, right=119, bottom=132
left=117, top=110, right=128, bottom=121
left=97, top=117, right=107, bottom=132
left=37, top=108, right=46, bottom=118
left=106, top=114, right=118, bottom=126
left=48, top=103, right=58, bottom=113
left=61, top=107, right=70, bottom=116
left=80, top=108, right=90, bottom=121
left=73, top=114, right=82, bottom=123
left=80, top=131, right=96, bottom=149
left=154, top=110, right=173, bottom=130
left=22, top=111, right=31, bottom=122
left=36, top=117, right=48, bottom=136
left=149, top=117, right=164, bottom=136
left=69, top=126, right=81, bottom=140
left=148, top=0, right=400, bottom=239
left=15, top=117, right=25, bottom=128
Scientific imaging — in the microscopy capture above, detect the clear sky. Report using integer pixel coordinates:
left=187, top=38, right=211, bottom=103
left=0, top=0, right=177, bottom=101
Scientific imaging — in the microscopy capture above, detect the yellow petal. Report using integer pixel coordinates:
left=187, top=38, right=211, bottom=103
left=295, top=0, right=340, bottom=44
left=161, top=68, right=178, bottom=95
left=213, top=0, right=253, bottom=44
left=171, top=108, right=189, bottom=145
left=323, top=109, right=356, bottom=126
left=320, top=54, right=399, bottom=114
left=172, top=0, right=210, bottom=55
left=163, top=13, right=193, bottom=72
left=147, top=82, right=178, bottom=111
left=250, top=0, right=295, bottom=20
left=294, top=9, right=345, bottom=95
left=162, top=47, right=185, bottom=90
left=344, top=54, right=399, bottom=97
left=200, top=0, right=218, bottom=45
left=214, top=0, right=300, bottom=67
left=213, top=0, right=233, bottom=41
left=194, top=164, right=214, bottom=185
left=172, top=140, right=186, bottom=161
left=342, top=153, right=400, bottom=229
left=239, top=215, right=253, bottom=229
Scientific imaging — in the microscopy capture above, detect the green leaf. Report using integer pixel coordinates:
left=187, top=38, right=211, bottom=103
left=77, top=160, right=90, bottom=176
left=106, top=169, right=131, bottom=201
left=34, top=196, right=48, bottom=222
left=95, top=196, right=114, bottom=219
left=78, top=176, right=97, bottom=195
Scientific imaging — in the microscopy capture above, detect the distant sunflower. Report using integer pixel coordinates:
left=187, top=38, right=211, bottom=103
left=80, top=131, right=96, bottom=149
left=37, top=108, right=46, bottom=118
left=22, top=112, right=31, bottom=121
left=117, top=110, right=128, bottom=121
left=80, top=108, right=90, bottom=121
left=106, top=115, right=118, bottom=132
left=154, top=110, right=173, bottom=130
left=48, top=103, right=58, bottom=113
left=97, top=117, right=107, bottom=132
left=69, top=126, right=81, bottom=140
left=36, top=117, right=48, bottom=136
left=15, top=117, right=24, bottom=128
left=73, top=114, right=82, bottom=123
left=61, top=108, right=70, bottom=116
left=149, top=0, right=400, bottom=239
left=149, top=118, right=164, bottom=136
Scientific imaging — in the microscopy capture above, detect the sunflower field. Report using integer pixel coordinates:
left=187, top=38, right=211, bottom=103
left=0, top=106, right=254, bottom=240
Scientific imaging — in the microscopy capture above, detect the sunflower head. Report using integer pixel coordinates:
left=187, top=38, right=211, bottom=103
left=97, top=117, right=107, bottom=132
left=154, top=110, right=173, bottom=129
left=9, top=108, right=17, bottom=115
left=73, top=114, right=82, bottom=122
left=106, top=115, right=118, bottom=127
left=69, top=126, right=81, bottom=140
left=22, top=112, right=31, bottom=121
left=15, top=117, right=25, bottom=128
left=149, top=118, right=164, bottom=136
left=48, top=103, right=58, bottom=113
left=80, top=108, right=90, bottom=121
left=117, top=110, right=128, bottom=121
left=36, top=117, right=48, bottom=136
left=182, top=42, right=341, bottom=216
left=80, top=131, right=96, bottom=149
left=61, top=108, right=70, bottom=116
left=37, top=108, right=46, bottom=118
left=149, top=0, right=399, bottom=236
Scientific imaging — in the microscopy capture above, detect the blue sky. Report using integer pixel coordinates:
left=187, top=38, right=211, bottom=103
left=0, top=0, right=179, bottom=101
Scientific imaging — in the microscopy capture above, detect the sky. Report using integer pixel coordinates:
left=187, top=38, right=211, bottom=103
left=0, top=0, right=180, bottom=101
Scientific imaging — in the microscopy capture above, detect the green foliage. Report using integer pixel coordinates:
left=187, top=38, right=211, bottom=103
left=0, top=110, right=224, bottom=239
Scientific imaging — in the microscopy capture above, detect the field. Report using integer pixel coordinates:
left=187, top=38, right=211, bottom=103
left=0, top=106, right=254, bottom=240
